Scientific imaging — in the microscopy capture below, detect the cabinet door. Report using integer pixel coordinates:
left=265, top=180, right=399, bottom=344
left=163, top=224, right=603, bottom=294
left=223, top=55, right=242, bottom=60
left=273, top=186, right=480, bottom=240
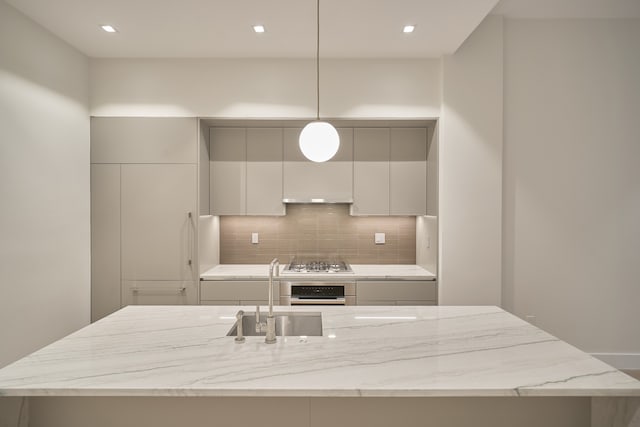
left=283, top=127, right=353, bottom=201
left=121, top=164, right=197, bottom=282
left=210, top=128, right=246, bottom=215
left=356, top=280, right=437, bottom=304
left=200, top=280, right=276, bottom=303
left=356, top=300, right=397, bottom=306
left=351, top=128, right=390, bottom=215
left=91, top=117, right=197, bottom=164
left=122, top=281, right=198, bottom=306
left=246, top=128, right=285, bottom=215
left=390, top=128, right=427, bottom=215
left=91, top=164, right=121, bottom=322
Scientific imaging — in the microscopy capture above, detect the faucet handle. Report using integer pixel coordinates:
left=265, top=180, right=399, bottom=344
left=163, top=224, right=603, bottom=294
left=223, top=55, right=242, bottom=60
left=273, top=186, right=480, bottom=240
left=234, top=310, right=245, bottom=343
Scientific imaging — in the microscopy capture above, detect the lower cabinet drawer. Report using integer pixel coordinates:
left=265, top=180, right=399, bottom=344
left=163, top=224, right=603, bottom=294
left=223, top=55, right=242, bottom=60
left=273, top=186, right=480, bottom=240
left=356, top=299, right=397, bottom=306
left=357, top=299, right=437, bottom=306
left=199, top=281, right=278, bottom=303
left=200, top=300, right=281, bottom=307
left=356, top=280, right=438, bottom=304
left=122, top=281, right=198, bottom=306
left=200, top=300, right=241, bottom=306
left=396, top=300, right=437, bottom=306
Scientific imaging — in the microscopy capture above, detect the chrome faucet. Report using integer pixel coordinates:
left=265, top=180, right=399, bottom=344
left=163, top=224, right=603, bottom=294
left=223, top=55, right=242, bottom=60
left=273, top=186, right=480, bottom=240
left=265, top=258, right=279, bottom=344
left=234, top=310, right=245, bottom=343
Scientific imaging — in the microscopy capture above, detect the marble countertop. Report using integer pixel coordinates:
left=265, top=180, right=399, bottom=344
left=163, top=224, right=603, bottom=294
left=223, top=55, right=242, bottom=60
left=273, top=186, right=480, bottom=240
left=200, top=264, right=436, bottom=281
left=0, top=305, right=638, bottom=398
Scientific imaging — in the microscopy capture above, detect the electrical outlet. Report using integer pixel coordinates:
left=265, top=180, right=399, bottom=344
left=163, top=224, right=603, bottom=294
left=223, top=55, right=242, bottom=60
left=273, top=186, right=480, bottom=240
left=375, top=233, right=385, bottom=244
left=251, top=232, right=259, bottom=244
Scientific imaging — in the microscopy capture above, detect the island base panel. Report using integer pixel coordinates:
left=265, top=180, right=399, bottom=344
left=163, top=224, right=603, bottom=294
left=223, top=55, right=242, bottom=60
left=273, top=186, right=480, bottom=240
left=592, top=397, right=640, bottom=427
left=16, top=396, right=595, bottom=427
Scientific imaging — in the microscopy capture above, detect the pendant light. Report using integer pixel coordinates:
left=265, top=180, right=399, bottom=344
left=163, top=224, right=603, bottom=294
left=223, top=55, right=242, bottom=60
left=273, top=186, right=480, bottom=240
left=299, top=0, right=339, bottom=163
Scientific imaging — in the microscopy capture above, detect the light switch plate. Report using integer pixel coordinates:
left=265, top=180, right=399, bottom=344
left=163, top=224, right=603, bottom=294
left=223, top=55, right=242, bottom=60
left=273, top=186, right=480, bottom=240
left=251, top=232, right=259, bottom=244
left=374, top=233, right=385, bottom=244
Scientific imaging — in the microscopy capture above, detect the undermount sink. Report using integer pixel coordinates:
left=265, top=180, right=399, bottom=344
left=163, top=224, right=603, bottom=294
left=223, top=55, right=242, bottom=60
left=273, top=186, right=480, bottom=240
left=226, top=311, right=323, bottom=337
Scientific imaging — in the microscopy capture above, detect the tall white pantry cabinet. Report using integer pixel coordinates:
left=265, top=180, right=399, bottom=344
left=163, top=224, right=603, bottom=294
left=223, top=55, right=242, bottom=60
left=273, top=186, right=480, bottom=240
left=90, top=118, right=199, bottom=321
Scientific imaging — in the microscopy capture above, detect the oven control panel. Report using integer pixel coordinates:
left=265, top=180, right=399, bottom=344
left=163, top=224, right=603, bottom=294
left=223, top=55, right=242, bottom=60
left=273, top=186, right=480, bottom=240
left=292, top=285, right=345, bottom=298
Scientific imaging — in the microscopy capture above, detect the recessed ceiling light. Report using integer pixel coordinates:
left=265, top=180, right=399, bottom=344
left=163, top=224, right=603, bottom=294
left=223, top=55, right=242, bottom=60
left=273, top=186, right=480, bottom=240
left=101, top=25, right=117, bottom=33
left=253, top=25, right=265, bottom=33
left=403, top=25, right=415, bottom=33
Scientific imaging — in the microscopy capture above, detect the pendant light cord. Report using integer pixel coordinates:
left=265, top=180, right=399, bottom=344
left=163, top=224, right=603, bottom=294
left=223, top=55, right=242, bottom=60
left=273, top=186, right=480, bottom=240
left=316, top=0, right=320, bottom=121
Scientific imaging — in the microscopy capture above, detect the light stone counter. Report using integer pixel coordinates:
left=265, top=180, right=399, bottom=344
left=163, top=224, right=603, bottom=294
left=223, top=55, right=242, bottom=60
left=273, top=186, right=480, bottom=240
left=1, top=305, right=639, bottom=427
left=0, top=305, right=637, bottom=398
left=200, top=264, right=436, bottom=281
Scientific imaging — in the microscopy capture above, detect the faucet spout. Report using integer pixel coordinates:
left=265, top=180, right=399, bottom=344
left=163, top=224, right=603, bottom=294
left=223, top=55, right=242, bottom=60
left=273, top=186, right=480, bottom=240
left=265, top=258, right=279, bottom=344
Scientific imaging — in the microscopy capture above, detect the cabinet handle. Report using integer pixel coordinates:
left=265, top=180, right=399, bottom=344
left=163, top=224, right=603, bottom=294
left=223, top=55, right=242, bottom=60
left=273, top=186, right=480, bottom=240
left=131, top=287, right=186, bottom=295
left=187, top=211, right=193, bottom=267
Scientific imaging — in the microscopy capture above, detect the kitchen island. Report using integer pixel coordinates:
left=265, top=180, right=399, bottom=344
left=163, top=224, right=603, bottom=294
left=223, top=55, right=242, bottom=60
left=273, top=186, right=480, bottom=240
left=0, top=305, right=638, bottom=426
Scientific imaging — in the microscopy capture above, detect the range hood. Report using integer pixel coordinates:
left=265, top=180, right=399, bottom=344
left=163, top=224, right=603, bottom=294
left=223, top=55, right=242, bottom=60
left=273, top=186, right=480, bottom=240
left=283, top=198, right=353, bottom=204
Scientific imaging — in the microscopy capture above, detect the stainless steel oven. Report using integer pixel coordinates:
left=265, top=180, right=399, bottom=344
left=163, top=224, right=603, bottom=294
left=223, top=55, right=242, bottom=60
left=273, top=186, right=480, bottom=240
left=280, top=281, right=356, bottom=306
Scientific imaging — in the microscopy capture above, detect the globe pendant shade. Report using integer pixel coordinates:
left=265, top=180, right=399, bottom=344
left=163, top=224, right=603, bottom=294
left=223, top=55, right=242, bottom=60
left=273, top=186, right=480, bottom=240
left=299, top=121, right=340, bottom=162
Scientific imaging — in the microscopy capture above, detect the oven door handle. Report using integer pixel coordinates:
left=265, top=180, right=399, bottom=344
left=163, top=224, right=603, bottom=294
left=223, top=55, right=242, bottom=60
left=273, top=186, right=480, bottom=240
left=290, top=297, right=346, bottom=305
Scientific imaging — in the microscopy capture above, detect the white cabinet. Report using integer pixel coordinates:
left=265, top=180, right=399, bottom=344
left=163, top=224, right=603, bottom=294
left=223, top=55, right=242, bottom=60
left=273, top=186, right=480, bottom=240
left=91, top=118, right=200, bottom=319
left=200, top=280, right=280, bottom=305
left=121, top=164, right=197, bottom=282
left=356, top=280, right=437, bottom=306
left=283, top=127, right=353, bottom=202
left=91, top=164, right=121, bottom=322
left=209, top=127, right=284, bottom=215
left=91, top=117, right=197, bottom=164
left=122, top=280, right=198, bottom=306
left=210, top=128, right=246, bottom=215
left=351, top=128, right=390, bottom=215
left=246, top=128, right=285, bottom=215
left=390, top=128, right=427, bottom=215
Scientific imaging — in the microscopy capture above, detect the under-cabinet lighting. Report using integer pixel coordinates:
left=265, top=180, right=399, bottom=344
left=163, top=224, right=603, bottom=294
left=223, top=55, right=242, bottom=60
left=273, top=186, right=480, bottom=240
left=354, top=316, right=417, bottom=320
left=253, top=25, right=265, bottom=33
left=101, top=25, right=117, bottom=33
left=403, top=25, right=415, bottom=33
left=327, top=334, right=337, bottom=339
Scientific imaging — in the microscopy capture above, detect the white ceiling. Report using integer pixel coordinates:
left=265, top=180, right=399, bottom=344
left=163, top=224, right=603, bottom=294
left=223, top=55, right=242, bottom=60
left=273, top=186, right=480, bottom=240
left=6, top=0, right=639, bottom=58
left=5, top=0, right=500, bottom=58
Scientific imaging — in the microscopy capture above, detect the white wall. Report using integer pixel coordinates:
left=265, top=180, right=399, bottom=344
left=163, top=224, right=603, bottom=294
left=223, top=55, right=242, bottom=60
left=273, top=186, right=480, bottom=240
left=502, top=19, right=640, bottom=360
left=0, top=2, right=90, bottom=367
left=90, top=58, right=441, bottom=118
left=439, top=15, right=504, bottom=305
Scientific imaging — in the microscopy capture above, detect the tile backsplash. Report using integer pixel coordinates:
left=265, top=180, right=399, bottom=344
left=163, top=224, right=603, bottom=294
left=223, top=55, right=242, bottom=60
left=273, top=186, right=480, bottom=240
left=219, top=204, right=416, bottom=264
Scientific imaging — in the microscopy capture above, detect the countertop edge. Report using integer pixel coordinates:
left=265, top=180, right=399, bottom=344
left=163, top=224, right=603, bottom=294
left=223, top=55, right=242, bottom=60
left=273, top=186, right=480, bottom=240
left=3, top=388, right=639, bottom=398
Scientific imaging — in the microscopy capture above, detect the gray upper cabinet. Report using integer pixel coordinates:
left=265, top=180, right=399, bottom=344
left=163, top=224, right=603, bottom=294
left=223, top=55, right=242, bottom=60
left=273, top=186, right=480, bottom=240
left=91, top=117, right=197, bottom=164
left=283, top=127, right=353, bottom=202
left=390, top=128, right=427, bottom=215
left=210, top=128, right=246, bottom=215
left=246, top=128, right=284, bottom=215
left=209, top=127, right=284, bottom=215
left=351, top=128, right=390, bottom=215
left=121, top=164, right=198, bottom=282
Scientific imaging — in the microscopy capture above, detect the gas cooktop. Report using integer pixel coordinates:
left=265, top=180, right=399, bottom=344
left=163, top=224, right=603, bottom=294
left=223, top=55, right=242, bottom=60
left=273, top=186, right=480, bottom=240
left=283, top=259, right=353, bottom=274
